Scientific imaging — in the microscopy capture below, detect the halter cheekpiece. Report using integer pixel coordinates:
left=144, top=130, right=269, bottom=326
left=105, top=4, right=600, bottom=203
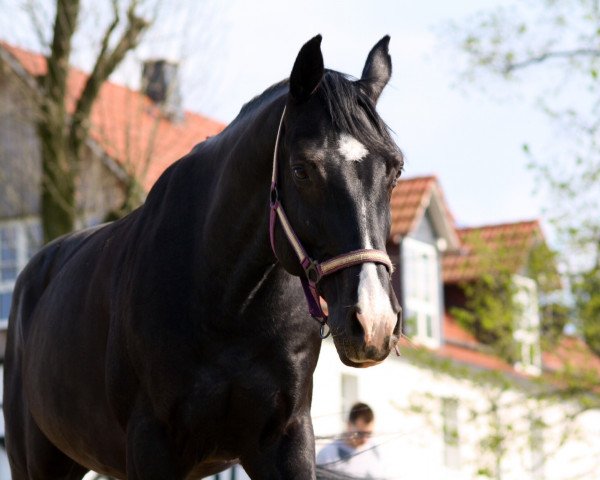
left=269, top=105, right=393, bottom=339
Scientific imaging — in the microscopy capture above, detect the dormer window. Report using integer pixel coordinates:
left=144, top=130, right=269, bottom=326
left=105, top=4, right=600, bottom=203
left=402, top=237, right=441, bottom=347
left=0, top=219, right=41, bottom=326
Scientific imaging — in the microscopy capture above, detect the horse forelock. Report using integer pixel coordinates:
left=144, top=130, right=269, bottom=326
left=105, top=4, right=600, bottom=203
left=232, top=72, right=403, bottom=170
left=318, top=70, right=404, bottom=168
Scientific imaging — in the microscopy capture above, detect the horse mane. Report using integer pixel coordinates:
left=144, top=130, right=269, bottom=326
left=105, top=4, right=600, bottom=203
left=232, top=71, right=403, bottom=165
left=236, top=79, right=290, bottom=119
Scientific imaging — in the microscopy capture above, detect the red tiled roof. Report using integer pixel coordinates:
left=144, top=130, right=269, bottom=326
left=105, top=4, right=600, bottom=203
left=542, top=335, right=600, bottom=376
left=443, top=313, right=478, bottom=347
left=390, top=175, right=456, bottom=240
left=1, top=42, right=225, bottom=191
left=439, top=313, right=600, bottom=380
left=443, top=220, right=542, bottom=283
left=390, top=176, right=434, bottom=237
left=439, top=314, right=519, bottom=374
left=436, top=343, right=518, bottom=374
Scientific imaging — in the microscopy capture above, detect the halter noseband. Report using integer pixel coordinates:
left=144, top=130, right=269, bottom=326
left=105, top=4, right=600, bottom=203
left=269, top=105, right=393, bottom=338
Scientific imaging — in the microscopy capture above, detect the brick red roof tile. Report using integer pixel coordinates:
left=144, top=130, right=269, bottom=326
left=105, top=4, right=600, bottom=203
left=436, top=343, right=518, bottom=374
left=542, top=335, right=600, bottom=375
left=438, top=313, right=519, bottom=374
left=1, top=42, right=225, bottom=191
left=390, top=176, right=432, bottom=237
left=443, top=313, right=478, bottom=346
left=390, top=175, right=456, bottom=240
left=396, top=315, right=522, bottom=376
left=441, top=309, right=600, bottom=379
left=443, top=220, right=542, bottom=283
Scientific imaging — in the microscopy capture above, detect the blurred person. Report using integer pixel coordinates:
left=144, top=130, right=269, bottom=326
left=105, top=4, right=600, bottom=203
left=316, top=402, right=385, bottom=479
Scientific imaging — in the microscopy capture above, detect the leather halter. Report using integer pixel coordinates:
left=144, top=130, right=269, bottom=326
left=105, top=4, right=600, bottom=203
left=269, top=105, right=393, bottom=338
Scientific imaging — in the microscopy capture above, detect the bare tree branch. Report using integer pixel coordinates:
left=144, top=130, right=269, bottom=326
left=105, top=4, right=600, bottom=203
left=23, top=0, right=51, bottom=50
left=505, top=48, right=600, bottom=74
left=97, top=0, right=121, bottom=64
left=38, top=0, right=80, bottom=241
left=69, top=0, right=149, bottom=158
left=44, top=0, right=79, bottom=107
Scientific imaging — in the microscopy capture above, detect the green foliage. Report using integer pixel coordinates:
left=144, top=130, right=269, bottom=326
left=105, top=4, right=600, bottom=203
left=452, top=271, right=519, bottom=362
left=573, top=265, right=600, bottom=356
left=450, top=0, right=600, bottom=354
left=527, top=242, right=561, bottom=293
left=398, top=344, right=600, bottom=478
left=450, top=232, right=526, bottom=362
left=539, top=302, right=570, bottom=349
left=450, top=233, right=564, bottom=363
left=528, top=243, right=568, bottom=348
left=399, top=345, right=514, bottom=390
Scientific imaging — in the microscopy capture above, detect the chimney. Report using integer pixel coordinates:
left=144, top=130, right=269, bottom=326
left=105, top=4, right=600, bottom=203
left=141, top=60, right=184, bottom=122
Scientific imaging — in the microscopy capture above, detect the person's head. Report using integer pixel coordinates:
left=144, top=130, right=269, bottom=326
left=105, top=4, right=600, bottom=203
left=345, top=402, right=375, bottom=448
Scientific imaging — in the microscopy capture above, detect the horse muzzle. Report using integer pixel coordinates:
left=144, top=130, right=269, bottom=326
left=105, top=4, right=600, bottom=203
left=326, top=272, right=402, bottom=367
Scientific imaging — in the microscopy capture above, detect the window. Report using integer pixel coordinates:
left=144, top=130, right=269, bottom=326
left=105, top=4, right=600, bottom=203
left=530, top=416, right=545, bottom=479
left=402, top=237, right=440, bottom=346
left=442, top=398, right=460, bottom=469
left=0, top=219, right=42, bottom=326
left=0, top=226, right=18, bottom=284
left=513, top=275, right=541, bottom=375
left=341, top=374, right=358, bottom=421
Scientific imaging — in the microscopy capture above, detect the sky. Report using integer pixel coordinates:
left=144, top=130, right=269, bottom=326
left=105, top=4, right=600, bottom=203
left=2, top=0, right=559, bottom=237
left=169, top=0, right=554, bottom=232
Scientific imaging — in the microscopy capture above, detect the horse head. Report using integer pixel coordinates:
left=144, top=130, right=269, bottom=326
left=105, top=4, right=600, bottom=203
left=272, top=35, right=404, bottom=367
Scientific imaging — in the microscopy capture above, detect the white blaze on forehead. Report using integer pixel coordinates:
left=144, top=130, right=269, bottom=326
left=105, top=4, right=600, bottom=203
left=338, top=134, right=368, bottom=162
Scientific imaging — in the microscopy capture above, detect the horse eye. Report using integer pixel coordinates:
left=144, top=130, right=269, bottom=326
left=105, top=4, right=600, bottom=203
left=292, top=166, right=308, bottom=181
left=389, top=171, right=401, bottom=196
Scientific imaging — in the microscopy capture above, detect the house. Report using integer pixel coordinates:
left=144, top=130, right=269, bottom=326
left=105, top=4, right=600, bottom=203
left=1, top=42, right=599, bottom=480
left=388, top=176, right=460, bottom=349
left=310, top=182, right=600, bottom=480
left=0, top=41, right=224, bottom=325
left=215, top=181, right=600, bottom=480
left=0, top=41, right=224, bottom=479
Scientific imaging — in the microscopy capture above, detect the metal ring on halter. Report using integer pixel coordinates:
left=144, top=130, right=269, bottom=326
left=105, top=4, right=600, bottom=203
left=269, top=185, right=278, bottom=206
left=319, top=321, right=331, bottom=339
left=304, top=261, right=321, bottom=285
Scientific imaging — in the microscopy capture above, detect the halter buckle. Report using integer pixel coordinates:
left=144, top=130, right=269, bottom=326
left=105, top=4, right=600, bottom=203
left=269, top=185, right=279, bottom=207
left=312, top=316, right=331, bottom=339
left=304, top=260, right=321, bottom=284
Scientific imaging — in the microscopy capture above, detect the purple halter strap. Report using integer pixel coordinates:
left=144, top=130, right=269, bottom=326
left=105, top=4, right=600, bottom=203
left=268, top=106, right=393, bottom=338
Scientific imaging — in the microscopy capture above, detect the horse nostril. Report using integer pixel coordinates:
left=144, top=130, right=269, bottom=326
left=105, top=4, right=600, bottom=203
left=393, top=309, right=402, bottom=336
left=348, top=306, right=364, bottom=338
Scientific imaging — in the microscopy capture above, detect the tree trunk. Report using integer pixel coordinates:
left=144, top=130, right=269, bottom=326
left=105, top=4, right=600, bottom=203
left=39, top=115, right=76, bottom=242
left=37, top=0, right=148, bottom=243
left=39, top=0, right=80, bottom=243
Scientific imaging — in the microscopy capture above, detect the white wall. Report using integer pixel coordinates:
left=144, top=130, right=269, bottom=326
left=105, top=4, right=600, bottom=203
left=312, top=340, right=600, bottom=480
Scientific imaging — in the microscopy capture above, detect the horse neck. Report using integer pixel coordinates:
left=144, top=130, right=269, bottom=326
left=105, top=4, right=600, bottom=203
left=198, top=95, right=289, bottom=316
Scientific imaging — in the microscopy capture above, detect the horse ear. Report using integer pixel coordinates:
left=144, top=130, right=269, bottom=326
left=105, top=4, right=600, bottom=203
left=360, top=36, right=392, bottom=104
left=289, top=35, right=324, bottom=103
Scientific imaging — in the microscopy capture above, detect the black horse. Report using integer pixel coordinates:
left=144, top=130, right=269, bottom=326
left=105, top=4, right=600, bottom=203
left=4, top=35, right=403, bottom=479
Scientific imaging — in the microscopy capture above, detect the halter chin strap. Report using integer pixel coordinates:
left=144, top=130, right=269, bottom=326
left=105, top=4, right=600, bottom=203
left=269, top=105, right=393, bottom=338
